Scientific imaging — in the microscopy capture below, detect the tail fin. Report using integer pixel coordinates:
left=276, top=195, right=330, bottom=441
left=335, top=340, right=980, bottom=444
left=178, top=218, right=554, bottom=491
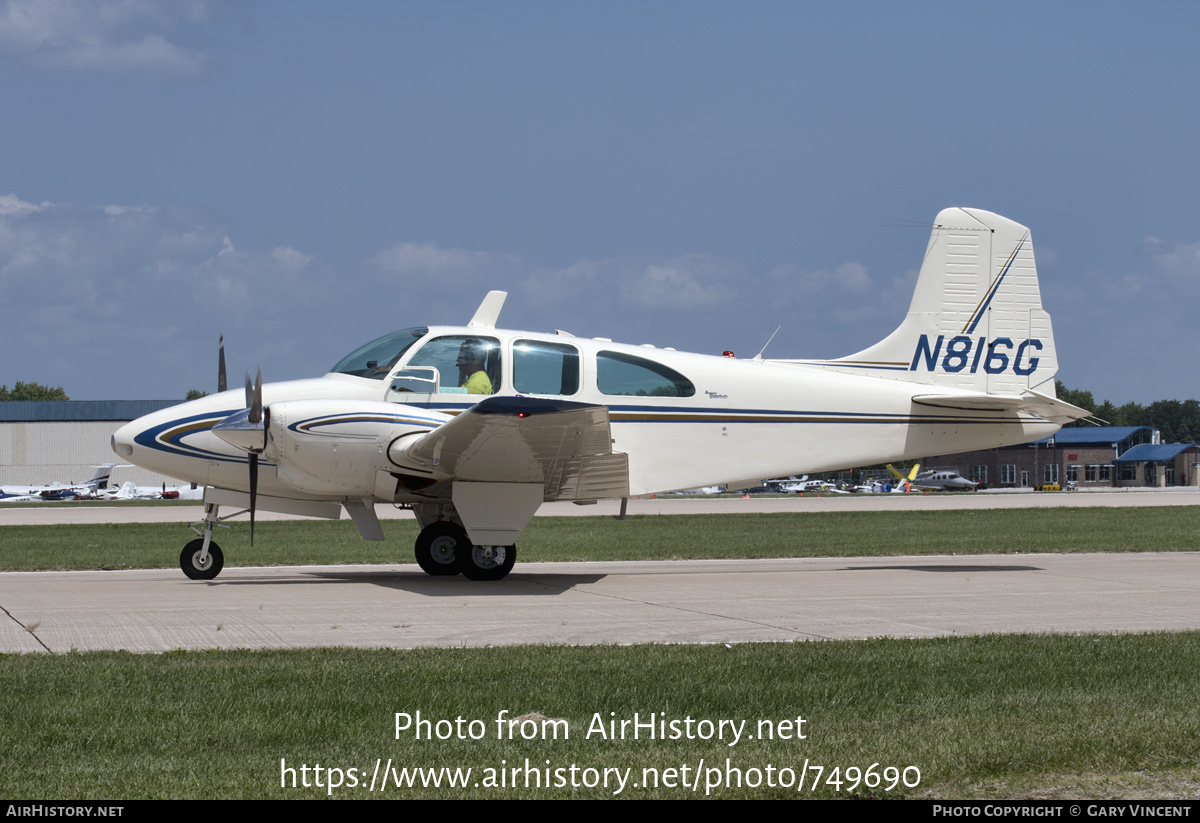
left=85, top=463, right=118, bottom=490
left=886, top=463, right=920, bottom=482
left=811, top=208, right=1060, bottom=396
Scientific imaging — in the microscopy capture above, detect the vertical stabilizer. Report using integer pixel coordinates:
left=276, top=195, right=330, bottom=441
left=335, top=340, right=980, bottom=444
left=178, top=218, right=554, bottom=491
left=796, top=208, right=1059, bottom=396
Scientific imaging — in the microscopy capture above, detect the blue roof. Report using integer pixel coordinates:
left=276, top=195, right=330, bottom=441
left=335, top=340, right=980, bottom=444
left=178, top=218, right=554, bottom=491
left=1113, top=443, right=1200, bottom=463
left=0, top=400, right=183, bottom=422
left=1033, top=426, right=1154, bottom=446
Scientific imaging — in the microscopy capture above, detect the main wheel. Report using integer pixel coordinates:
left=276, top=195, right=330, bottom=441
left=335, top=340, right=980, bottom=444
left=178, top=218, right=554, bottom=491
left=415, top=522, right=468, bottom=576
left=460, top=544, right=516, bottom=581
left=181, top=539, right=224, bottom=580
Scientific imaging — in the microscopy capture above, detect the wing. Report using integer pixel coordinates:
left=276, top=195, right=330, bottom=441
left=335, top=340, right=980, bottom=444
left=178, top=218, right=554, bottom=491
left=389, top=396, right=629, bottom=501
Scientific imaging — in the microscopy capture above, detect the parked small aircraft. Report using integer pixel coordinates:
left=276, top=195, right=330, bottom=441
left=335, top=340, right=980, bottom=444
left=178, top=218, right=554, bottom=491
left=887, top=463, right=979, bottom=491
left=884, top=463, right=924, bottom=493
left=915, top=468, right=980, bottom=491
left=112, top=207, right=1087, bottom=581
left=778, top=476, right=844, bottom=494
left=0, top=464, right=126, bottom=501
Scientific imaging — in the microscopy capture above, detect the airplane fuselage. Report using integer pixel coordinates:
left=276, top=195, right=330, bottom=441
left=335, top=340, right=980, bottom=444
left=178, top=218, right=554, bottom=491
left=114, top=325, right=1059, bottom=503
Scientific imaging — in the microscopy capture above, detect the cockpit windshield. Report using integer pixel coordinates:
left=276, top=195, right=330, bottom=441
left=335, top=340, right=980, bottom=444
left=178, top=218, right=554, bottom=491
left=329, top=327, right=428, bottom=379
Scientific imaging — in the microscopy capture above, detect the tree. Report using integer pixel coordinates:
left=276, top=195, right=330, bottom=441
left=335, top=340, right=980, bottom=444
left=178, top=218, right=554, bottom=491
left=0, top=381, right=69, bottom=401
left=1092, top=400, right=1122, bottom=426
left=1056, top=381, right=1095, bottom=426
left=185, top=389, right=209, bottom=400
left=1118, top=401, right=1147, bottom=428
left=1144, top=399, right=1200, bottom=444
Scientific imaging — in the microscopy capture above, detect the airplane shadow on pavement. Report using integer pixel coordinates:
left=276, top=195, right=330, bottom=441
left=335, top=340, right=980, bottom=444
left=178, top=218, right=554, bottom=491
left=204, top=570, right=609, bottom=595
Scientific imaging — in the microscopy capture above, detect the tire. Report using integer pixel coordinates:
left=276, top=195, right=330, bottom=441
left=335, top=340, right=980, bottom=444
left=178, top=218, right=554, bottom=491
left=460, top=544, right=516, bottom=581
left=181, top=539, right=224, bottom=580
left=415, top=522, right=467, bottom=576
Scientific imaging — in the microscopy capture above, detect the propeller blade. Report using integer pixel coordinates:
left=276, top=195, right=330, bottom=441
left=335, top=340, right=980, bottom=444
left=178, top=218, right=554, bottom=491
left=248, top=452, right=258, bottom=546
left=249, top=367, right=263, bottom=424
left=218, top=334, right=227, bottom=393
left=244, top=370, right=253, bottom=409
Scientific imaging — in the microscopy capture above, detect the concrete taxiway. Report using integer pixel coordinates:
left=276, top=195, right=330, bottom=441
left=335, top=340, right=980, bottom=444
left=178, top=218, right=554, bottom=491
left=2, top=486, right=1198, bottom=526
left=2, top=489, right=1197, bottom=654
left=2, top=552, right=1198, bottom=653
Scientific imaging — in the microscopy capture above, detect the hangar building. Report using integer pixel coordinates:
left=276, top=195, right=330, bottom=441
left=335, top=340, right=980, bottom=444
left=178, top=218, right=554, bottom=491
left=0, top=400, right=184, bottom=488
left=921, top=426, right=1200, bottom=489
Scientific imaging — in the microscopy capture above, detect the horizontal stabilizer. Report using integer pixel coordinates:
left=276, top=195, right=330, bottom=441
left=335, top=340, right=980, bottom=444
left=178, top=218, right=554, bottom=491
left=390, top=396, right=629, bottom=501
left=912, top=389, right=1090, bottom=425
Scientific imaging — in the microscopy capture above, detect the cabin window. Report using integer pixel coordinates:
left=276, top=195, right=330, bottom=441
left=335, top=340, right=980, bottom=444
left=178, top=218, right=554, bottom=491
left=597, top=351, right=695, bottom=397
left=407, top=335, right=502, bottom=395
left=513, top=340, right=580, bottom=396
left=330, top=326, right=428, bottom=379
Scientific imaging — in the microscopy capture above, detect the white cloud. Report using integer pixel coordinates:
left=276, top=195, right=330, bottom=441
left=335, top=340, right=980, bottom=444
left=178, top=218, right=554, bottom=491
left=368, top=241, right=502, bottom=275
left=1149, top=241, right=1200, bottom=280
left=0, top=195, right=336, bottom=397
left=0, top=0, right=215, bottom=74
left=271, top=246, right=312, bottom=271
left=102, top=203, right=156, bottom=216
left=0, top=193, right=50, bottom=217
left=618, top=254, right=735, bottom=310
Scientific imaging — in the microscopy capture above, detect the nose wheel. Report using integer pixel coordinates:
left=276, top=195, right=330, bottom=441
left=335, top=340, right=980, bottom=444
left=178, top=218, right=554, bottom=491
left=414, top=522, right=516, bottom=580
left=181, top=539, right=224, bottom=580
left=181, top=500, right=229, bottom=580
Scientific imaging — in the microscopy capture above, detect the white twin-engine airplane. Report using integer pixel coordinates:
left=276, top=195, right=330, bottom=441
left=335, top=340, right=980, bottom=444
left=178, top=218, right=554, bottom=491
left=113, top=207, right=1088, bottom=582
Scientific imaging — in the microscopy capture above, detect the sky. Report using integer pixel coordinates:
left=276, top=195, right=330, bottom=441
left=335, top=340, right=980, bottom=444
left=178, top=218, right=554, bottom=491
left=1, top=0, right=1197, bottom=404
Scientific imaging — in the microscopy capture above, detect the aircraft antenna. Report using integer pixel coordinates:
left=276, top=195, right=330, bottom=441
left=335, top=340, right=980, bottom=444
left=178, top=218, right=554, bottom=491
left=752, top=326, right=782, bottom=362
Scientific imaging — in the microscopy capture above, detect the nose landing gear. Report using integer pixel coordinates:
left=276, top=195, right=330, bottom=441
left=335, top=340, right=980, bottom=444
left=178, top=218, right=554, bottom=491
left=181, top=539, right=224, bottom=580
left=179, top=500, right=233, bottom=580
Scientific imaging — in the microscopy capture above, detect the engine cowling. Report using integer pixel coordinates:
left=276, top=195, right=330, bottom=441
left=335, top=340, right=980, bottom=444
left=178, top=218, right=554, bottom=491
left=264, top=399, right=447, bottom=498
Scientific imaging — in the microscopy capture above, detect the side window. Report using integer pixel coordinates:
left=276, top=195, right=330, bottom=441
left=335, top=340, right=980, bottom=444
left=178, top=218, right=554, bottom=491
left=513, top=340, right=580, bottom=396
left=406, top=335, right=501, bottom=395
left=597, top=351, right=695, bottom=397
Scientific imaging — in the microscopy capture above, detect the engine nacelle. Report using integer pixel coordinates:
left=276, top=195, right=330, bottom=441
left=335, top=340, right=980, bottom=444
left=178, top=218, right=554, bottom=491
left=265, top=399, right=447, bottom=498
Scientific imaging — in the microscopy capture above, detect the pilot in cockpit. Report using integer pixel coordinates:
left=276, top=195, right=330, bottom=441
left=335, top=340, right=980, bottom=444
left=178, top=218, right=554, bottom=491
left=456, top=339, right=494, bottom=394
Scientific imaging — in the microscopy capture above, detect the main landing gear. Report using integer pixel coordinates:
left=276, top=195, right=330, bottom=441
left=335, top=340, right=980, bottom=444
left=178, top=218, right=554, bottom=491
left=414, top=521, right=515, bottom=581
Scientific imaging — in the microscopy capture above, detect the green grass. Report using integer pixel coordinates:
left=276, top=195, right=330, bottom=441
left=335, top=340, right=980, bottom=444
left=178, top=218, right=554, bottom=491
left=2, top=634, right=1198, bottom=799
left=5, top=509, right=1199, bottom=799
left=1, top=507, right=1198, bottom=572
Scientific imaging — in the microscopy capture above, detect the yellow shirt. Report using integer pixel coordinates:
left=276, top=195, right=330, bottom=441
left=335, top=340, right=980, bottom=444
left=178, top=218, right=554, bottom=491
left=462, top=370, right=493, bottom=395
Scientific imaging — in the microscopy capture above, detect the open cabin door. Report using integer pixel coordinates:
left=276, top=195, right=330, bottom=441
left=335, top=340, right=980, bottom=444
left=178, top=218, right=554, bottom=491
left=386, top=366, right=445, bottom=407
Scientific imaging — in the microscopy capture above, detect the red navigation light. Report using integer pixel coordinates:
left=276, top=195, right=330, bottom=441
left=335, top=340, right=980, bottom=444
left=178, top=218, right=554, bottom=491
left=722, top=351, right=735, bottom=358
